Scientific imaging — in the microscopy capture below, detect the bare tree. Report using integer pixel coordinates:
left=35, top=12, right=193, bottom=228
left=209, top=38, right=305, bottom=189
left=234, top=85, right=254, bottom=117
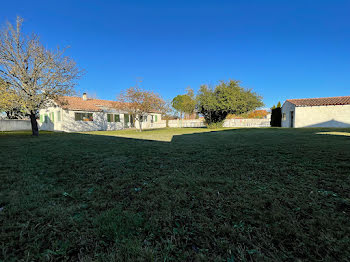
left=0, top=17, right=82, bottom=135
left=115, top=81, right=166, bottom=131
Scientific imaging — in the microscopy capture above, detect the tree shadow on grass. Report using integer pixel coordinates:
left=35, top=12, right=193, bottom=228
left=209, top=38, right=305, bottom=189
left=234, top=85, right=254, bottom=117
left=1, top=128, right=350, bottom=261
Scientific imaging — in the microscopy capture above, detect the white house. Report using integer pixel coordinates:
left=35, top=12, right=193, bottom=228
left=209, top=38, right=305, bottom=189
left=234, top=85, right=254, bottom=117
left=38, top=93, right=163, bottom=132
left=281, top=96, right=350, bottom=128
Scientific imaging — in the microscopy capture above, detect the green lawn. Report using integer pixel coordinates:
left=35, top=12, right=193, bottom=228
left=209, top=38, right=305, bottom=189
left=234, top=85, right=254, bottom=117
left=1, top=128, right=350, bottom=261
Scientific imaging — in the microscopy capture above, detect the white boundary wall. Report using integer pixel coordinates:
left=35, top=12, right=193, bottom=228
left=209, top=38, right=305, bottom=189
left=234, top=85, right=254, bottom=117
left=223, top=118, right=270, bottom=127
left=167, top=119, right=205, bottom=128
left=1, top=118, right=270, bottom=132
left=167, top=118, right=270, bottom=128
left=0, top=120, right=32, bottom=131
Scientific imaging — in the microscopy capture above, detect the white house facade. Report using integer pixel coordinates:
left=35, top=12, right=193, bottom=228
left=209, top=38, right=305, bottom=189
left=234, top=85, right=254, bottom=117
left=38, top=93, right=163, bottom=132
left=281, top=96, right=350, bottom=128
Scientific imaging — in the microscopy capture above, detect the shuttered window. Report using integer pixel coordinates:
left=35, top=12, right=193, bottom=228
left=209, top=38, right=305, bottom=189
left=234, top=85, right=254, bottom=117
left=155, top=115, right=158, bottom=122
left=57, top=111, right=61, bottom=121
left=107, top=114, right=120, bottom=122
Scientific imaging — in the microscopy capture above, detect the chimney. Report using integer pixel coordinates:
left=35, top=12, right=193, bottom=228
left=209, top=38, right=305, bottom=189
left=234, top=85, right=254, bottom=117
left=82, top=93, right=87, bottom=101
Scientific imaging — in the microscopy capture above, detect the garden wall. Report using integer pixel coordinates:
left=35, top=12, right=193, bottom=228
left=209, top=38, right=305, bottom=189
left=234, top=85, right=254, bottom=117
left=167, top=118, right=270, bottom=128
left=223, top=118, right=270, bottom=127
left=167, top=119, right=205, bottom=128
left=148, top=122, right=167, bottom=129
left=0, top=118, right=270, bottom=132
left=0, top=119, right=32, bottom=131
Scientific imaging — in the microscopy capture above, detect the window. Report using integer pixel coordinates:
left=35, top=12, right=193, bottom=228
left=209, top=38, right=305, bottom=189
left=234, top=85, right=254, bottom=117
left=107, top=114, right=113, bottom=122
left=124, top=114, right=129, bottom=122
left=57, top=111, right=61, bottom=121
left=282, top=113, right=286, bottom=121
left=114, top=114, right=120, bottom=122
left=75, top=112, right=93, bottom=121
left=107, top=114, right=120, bottom=122
left=139, top=115, right=148, bottom=122
left=50, top=112, right=54, bottom=122
left=151, top=115, right=158, bottom=123
left=44, top=114, right=48, bottom=123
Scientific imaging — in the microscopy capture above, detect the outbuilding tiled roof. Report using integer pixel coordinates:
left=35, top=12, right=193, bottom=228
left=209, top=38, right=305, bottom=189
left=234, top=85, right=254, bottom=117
left=286, top=96, right=350, bottom=107
left=56, top=96, right=119, bottom=111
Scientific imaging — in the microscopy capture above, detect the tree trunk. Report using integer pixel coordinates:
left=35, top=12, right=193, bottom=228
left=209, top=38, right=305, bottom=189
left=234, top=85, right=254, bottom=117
left=139, top=117, right=143, bottom=132
left=181, top=112, right=183, bottom=127
left=30, top=112, right=39, bottom=136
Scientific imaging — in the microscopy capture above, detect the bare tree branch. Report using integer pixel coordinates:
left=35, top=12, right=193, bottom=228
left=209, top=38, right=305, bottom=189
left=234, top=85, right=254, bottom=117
left=115, top=81, right=166, bottom=131
left=0, top=16, right=83, bottom=135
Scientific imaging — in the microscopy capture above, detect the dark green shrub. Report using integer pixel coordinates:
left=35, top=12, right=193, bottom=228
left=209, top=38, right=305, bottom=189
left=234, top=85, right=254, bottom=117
left=206, top=121, right=224, bottom=129
left=270, top=107, right=282, bottom=127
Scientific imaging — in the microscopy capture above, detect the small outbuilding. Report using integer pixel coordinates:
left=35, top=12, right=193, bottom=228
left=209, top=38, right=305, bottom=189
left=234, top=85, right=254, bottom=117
left=281, top=96, right=350, bottom=128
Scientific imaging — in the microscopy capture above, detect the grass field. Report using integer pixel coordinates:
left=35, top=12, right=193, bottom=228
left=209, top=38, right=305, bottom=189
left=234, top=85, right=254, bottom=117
left=1, top=128, right=350, bottom=261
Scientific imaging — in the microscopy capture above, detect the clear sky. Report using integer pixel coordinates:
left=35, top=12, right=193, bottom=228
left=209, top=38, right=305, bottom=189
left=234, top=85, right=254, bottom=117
left=1, top=0, right=349, bottom=107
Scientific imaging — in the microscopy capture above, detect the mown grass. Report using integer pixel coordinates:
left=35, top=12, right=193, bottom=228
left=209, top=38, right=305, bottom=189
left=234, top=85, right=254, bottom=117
left=84, top=127, right=220, bottom=142
left=1, top=128, right=350, bottom=261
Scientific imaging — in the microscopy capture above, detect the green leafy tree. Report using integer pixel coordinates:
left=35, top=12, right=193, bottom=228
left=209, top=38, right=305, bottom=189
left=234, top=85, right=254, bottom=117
left=171, top=95, right=185, bottom=118
left=171, top=87, right=196, bottom=118
left=271, top=105, right=276, bottom=110
left=197, top=80, right=263, bottom=126
left=277, top=101, right=281, bottom=108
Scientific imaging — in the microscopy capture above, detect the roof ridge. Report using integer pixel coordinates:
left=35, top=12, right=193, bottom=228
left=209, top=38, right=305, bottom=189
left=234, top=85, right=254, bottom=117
left=286, top=95, right=350, bottom=107
left=287, top=95, right=350, bottom=101
left=61, top=96, right=116, bottom=103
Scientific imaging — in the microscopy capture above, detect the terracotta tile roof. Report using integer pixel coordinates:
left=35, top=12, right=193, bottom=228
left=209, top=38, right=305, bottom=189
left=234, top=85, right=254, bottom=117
left=56, top=96, right=119, bottom=111
left=286, top=96, right=350, bottom=107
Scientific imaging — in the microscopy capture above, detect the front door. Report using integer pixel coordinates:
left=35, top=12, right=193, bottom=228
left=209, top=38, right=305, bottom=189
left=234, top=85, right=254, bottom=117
left=290, top=111, right=294, bottom=128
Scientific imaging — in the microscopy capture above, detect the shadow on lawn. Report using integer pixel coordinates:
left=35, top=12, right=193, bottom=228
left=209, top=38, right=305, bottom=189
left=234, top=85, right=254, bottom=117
left=1, top=127, right=350, bottom=261
left=3, top=127, right=350, bottom=144
left=83, top=127, right=350, bottom=143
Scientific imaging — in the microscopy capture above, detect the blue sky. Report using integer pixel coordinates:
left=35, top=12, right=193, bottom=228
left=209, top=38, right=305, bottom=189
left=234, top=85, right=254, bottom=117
left=1, top=0, right=349, bottom=107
